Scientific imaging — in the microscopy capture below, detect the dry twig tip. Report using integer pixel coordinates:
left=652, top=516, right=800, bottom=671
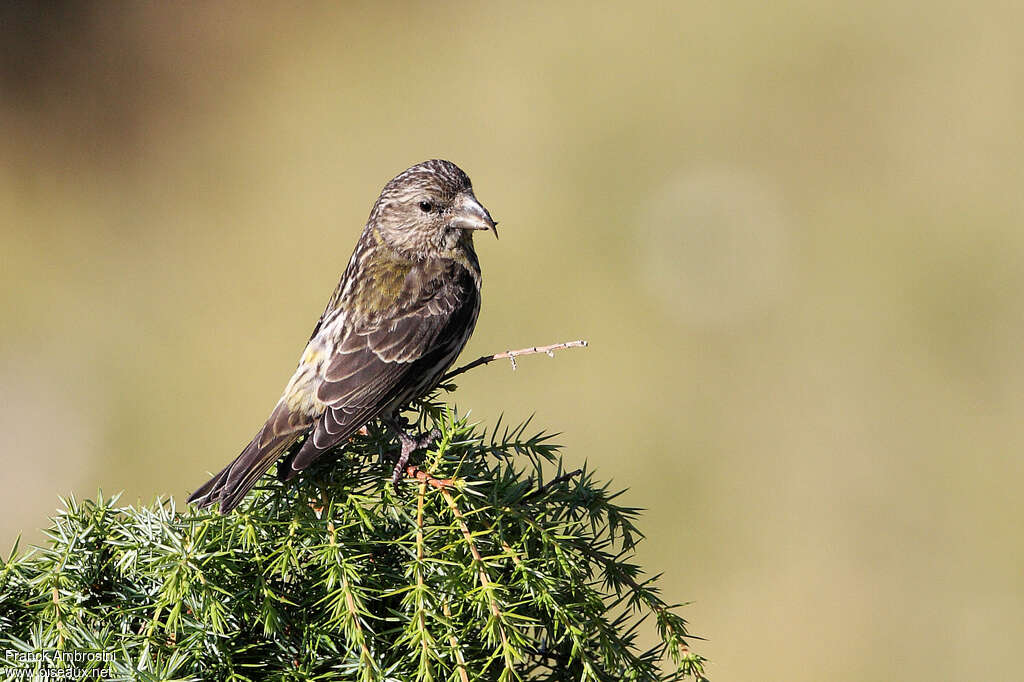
left=442, top=339, right=588, bottom=382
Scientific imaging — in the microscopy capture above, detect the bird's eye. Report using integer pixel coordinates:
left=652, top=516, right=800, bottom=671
left=418, top=201, right=433, bottom=213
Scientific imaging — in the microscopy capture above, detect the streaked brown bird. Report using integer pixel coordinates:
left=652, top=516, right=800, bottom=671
left=188, top=160, right=497, bottom=512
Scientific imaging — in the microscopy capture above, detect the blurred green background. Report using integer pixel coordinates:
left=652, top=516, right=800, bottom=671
left=2, top=2, right=1023, bottom=679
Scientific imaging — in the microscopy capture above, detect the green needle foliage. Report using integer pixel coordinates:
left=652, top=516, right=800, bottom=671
left=0, top=403, right=707, bottom=681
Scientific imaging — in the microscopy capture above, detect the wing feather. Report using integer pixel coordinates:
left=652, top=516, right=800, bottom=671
left=284, top=267, right=478, bottom=478
left=188, top=400, right=312, bottom=512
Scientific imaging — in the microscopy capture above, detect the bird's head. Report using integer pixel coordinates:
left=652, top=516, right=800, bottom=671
left=368, top=159, right=497, bottom=257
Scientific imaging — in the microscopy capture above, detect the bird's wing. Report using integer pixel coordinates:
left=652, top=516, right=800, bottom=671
left=282, top=265, right=477, bottom=477
left=307, top=275, right=346, bottom=342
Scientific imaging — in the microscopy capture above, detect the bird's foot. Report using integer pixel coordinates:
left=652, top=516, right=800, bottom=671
left=385, top=419, right=442, bottom=488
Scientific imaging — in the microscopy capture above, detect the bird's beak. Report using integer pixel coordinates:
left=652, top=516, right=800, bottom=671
left=450, top=193, right=498, bottom=239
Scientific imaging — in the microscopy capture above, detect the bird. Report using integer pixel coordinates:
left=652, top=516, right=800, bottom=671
left=188, top=159, right=497, bottom=512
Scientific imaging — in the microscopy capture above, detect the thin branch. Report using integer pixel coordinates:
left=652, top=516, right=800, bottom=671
left=442, top=599, right=471, bottom=682
left=327, top=521, right=376, bottom=675
left=520, top=469, right=584, bottom=503
left=440, top=488, right=510, bottom=653
left=441, top=339, right=588, bottom=382
left=404, top=465, right=458, bottom=490
left=414, top=481, right=433, bottom=677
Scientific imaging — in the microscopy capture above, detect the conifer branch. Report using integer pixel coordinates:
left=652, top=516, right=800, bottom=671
left=0, top=404, right=706, bottom=681
left=443, top=597, right=472, bottom=682
left=522, top=468, right=584, bottom=502
left=404, top=464, right=458, bottom=489
left=439, top=486, right=515, bottom=672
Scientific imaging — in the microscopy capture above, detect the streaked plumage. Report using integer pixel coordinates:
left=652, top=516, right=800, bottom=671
left=188, top=160, right=496, bottom=512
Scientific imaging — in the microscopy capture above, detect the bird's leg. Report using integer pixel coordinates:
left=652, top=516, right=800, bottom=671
left=383, top=417, right=442, bottom=487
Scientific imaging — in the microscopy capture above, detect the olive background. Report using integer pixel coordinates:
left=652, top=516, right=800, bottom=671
left=2, top=3, right=1022, bottom=680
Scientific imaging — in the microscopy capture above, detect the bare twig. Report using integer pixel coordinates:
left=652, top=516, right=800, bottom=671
left=441, top=339, right=588, bottom=382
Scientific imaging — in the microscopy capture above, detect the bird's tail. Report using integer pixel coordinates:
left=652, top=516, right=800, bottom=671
left=188, top=403, right=310, bottom=512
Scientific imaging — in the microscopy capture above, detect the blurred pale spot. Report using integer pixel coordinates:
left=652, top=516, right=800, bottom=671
left=638, top=168, right=791, bottom=328
left=0, top=357, right=98, bottom=545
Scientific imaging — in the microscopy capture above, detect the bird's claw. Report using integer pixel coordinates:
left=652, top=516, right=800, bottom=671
left=387, top=423, right=443, bottom=488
